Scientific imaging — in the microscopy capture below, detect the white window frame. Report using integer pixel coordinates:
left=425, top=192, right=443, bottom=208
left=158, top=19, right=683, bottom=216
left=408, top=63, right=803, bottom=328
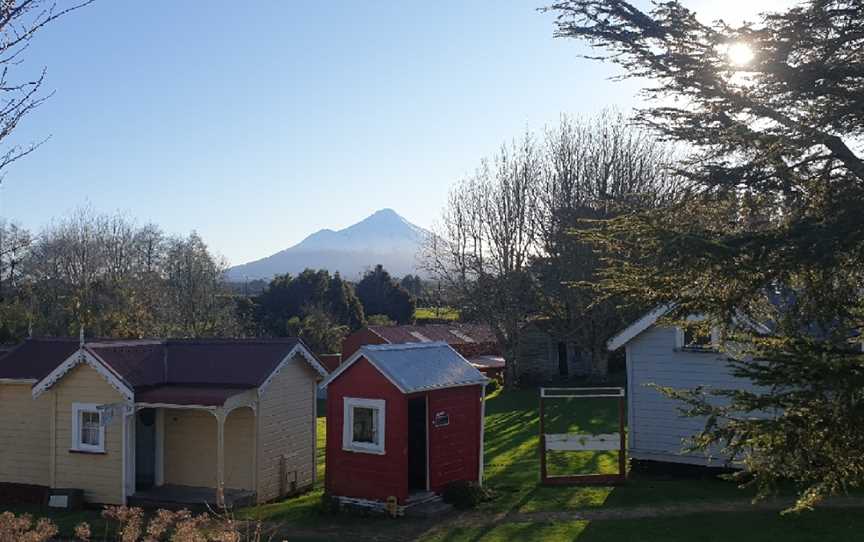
left=342, top=397, right=386, bottom=455
left=71, top=402, right=106, bottom=453
left=675, top=323, right=720, bottom=352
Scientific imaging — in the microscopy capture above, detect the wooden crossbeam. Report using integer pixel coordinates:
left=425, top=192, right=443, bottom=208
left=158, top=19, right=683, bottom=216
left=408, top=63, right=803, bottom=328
left=544, top=432, right=621, bottom=451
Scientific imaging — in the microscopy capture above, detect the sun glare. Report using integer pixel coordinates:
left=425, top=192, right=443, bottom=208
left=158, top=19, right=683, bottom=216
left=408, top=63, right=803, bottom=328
left=726, top=42, right=755, bottom=67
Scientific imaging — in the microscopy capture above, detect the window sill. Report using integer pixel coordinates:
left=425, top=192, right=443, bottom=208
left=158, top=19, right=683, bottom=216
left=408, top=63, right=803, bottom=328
left=342, top=445, right=386, bottom=456
left=69, top=448, right=106, bottom=455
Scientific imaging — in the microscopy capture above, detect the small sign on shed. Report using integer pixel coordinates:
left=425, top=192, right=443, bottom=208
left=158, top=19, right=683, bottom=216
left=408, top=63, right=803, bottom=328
left=433, top=411, right=449, bottom=428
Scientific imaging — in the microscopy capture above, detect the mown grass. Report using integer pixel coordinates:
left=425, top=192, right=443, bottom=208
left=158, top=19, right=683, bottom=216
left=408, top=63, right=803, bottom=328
left=478, top=387, right=754, bottom=514
left=420, top=509, right=864, bottom=542
left=7, top=385, right=863, bottom=541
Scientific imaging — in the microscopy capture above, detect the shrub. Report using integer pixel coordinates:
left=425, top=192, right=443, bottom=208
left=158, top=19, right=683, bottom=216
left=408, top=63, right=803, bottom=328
left=441, top=480, right=491, bottom=510
left=0, top=511, right=58, bottom=542
left=485, top=378, right=500, bottom=394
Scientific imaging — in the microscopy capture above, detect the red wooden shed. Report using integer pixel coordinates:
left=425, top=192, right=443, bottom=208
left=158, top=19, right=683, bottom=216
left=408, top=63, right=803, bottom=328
left=320, top=342, right=489, bottom=513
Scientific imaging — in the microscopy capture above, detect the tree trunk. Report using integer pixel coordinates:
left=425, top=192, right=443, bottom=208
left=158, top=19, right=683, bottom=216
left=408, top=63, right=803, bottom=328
left=589, top=348, right=609, bottom=382
left=503, top=344, right=519, bottom=390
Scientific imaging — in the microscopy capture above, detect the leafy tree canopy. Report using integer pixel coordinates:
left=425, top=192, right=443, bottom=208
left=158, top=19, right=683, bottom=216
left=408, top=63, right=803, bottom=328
left=356, top=265, right=415, bottom=325
left=253, top=269, right=365, bottom=337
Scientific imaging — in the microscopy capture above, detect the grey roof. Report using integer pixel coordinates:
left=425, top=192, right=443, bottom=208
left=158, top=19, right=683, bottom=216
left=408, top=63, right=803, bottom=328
left=323, top=341, right=488, bottom=393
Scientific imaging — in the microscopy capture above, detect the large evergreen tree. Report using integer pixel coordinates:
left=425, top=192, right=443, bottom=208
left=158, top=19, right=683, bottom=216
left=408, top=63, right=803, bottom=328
left=356, top=265, right=415, bottom=324
left=254, top=268, right=365, bottom=337
left=546, top=0, right=864, bottom=511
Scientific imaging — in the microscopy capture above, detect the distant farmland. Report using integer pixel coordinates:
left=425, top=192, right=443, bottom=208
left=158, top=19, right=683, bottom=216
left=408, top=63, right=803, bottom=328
left=414, top=306, right=460, bottom=322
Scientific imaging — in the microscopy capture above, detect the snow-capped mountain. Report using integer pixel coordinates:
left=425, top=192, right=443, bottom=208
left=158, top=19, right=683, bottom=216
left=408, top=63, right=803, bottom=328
left=226, top=209, right=430, bottom=281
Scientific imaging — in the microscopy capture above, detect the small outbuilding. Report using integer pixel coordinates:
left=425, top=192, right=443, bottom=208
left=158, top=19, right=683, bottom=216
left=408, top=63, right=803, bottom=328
left=320, top=342, right=489, bottom=513
left=607, top=306, right=760, bottom=467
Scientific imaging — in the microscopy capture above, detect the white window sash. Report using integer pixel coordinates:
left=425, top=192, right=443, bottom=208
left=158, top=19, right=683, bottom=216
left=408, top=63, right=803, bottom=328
left=342, top=397, right=386, bottom=455
left=71, top=402, right=106, bottom=453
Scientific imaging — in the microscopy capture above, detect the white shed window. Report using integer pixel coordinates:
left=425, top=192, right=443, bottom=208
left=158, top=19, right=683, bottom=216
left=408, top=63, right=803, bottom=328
left=343, top=397, right=385, bottom=454
left=676, top=325, right=719, bottom=352
left=71, top=403, right=105, bottom=453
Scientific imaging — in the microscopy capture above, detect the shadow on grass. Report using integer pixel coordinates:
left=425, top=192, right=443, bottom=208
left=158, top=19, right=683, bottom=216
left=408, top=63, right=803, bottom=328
left=422, top=509, right=864, bottom=542
left=479, top=387, right=752, bottom=516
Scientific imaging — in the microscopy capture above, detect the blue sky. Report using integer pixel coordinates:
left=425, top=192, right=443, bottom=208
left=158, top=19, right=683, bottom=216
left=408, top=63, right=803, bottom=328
left=0, top=0, right=785, bottom=265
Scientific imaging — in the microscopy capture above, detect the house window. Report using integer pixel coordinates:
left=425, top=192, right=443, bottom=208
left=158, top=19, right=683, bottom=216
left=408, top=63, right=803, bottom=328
left=342, top=397, right=385, bottom=454
left=678, top=326, right=717, bottom=352
left=72, top=403, right=105, bottom=453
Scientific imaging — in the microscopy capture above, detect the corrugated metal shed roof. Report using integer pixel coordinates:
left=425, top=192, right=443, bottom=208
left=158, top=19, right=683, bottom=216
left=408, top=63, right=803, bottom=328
left=324, top=342, right=488, bottom=394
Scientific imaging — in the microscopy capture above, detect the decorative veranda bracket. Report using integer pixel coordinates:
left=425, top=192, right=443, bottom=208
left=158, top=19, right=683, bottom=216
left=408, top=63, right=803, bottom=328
left=539, top=387, right=627, bottom=486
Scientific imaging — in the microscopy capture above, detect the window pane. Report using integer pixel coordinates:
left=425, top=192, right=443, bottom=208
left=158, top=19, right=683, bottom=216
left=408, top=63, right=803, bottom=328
left=684, top=328, right=712, bottom=348
left=352, top=407, right=377, bottom=444
left=80, top=411, right=101, bottom=446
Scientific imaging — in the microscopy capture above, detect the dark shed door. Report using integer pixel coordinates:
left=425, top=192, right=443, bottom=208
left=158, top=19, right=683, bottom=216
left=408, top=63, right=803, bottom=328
left=407, top=397, right=428, bottom=491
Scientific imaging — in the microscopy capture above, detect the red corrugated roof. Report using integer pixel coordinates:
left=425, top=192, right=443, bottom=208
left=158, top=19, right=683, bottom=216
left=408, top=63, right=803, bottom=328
left=164, top=339, right=302, bottom=387
left=467, top=355, right=505, bottom=369
left=2, top=338, right=318, bottom=407
left=368, top=324, right=496, bottom=345
left=0, top=338, right=80, bottom=381
left=86, top=341, right=166, bottom=388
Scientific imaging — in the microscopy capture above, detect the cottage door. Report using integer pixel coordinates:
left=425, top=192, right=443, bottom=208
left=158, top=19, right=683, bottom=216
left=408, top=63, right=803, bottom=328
left=557, top=342, right=569, bottom=378
left=135, top=408, right=157, bottom=490
left=407, top=397, right=428, bottom=492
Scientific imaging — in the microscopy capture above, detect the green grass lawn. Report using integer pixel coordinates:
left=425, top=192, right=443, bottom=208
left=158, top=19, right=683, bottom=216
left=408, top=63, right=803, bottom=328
left=4, top=388, right=863, bottom=541
left=477, top=387, right=755, bottom=514
left=419, top=509, right=864, bottom=542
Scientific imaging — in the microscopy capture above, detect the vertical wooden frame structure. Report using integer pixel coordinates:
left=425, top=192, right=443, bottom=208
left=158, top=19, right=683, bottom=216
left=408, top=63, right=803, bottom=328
left=539, top=387, right=626, bottom=486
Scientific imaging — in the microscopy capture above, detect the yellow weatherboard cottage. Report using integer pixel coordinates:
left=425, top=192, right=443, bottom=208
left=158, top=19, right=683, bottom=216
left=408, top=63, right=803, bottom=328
left=0, top=337, right=326, bottom=508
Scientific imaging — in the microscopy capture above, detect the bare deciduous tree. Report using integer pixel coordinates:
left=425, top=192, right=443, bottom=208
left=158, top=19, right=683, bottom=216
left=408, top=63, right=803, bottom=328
left=424, top=134, right=542, bottom=388
left=163, top=232, right=237, bottom=338
left=534, top=111, right=683, bottom=378
left=0, top=1, right=94, bottom=183
left=17, top=209, right=237, bottom=339
left=426, top=113, right=682, bottom=384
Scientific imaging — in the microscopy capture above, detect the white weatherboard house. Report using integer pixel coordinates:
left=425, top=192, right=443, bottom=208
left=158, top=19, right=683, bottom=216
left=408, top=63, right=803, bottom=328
left=608, top=306, right=759, bottom=466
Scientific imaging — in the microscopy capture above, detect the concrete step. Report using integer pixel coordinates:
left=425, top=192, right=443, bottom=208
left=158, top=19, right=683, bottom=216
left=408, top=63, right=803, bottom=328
left=404, top=499, right=454, bottom=518
left=406, top=491, right=438, bottom=505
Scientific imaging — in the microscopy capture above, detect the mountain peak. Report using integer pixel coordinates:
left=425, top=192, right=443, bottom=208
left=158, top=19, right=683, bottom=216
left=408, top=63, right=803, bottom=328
left=226, top=209, right=430, bottom=281
left=362, top=208, right=404, bottom=224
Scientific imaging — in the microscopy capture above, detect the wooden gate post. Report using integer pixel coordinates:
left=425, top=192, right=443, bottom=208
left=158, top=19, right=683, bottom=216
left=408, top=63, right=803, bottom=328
left=618, top=395, right=626, bottom=479
left=539, top=392, right=547, bottom=483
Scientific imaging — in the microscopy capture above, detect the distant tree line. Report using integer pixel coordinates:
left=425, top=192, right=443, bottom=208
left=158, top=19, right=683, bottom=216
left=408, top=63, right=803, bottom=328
left=236, top=264, right=416, bottom=354
left=0, top=210, right=422, bottom=354
left=0, top=209, right=237, bottom=341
